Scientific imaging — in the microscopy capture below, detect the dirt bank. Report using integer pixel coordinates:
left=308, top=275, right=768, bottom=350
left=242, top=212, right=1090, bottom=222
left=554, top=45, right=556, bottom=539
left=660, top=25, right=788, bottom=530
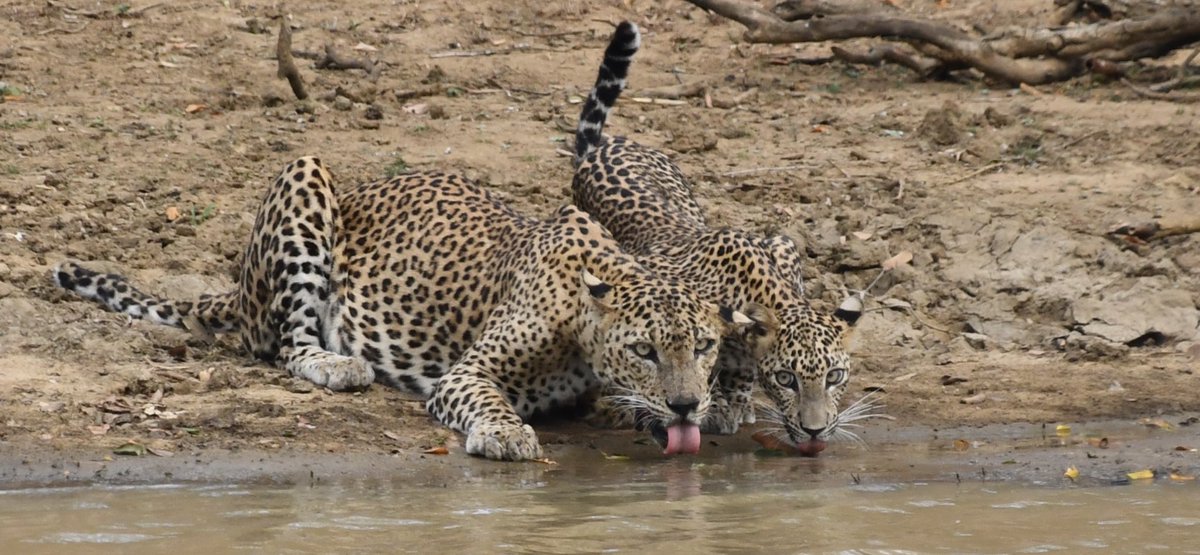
left=1, top=0, right=1197, bottom=475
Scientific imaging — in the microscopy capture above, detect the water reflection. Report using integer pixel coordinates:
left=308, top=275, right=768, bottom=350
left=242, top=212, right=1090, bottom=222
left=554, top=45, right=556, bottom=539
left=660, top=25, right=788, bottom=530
left=1, top=455, right=1198, bottom=554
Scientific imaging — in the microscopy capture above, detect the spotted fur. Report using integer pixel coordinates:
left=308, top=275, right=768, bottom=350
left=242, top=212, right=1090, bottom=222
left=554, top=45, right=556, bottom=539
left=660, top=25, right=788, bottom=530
left=54, top=157, right=752, bottom=461
left=571, top=23, right=863, bottom=448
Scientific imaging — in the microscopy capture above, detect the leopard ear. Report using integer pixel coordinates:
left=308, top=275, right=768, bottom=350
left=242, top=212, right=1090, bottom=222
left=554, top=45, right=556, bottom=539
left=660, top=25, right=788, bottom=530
left=833, top=295, right=863, bottom=327
left=580, top=269, right=614, bottom=312
left=717, top=305, right=754, bottom=334
left=733, top=302, right=779, bottom=355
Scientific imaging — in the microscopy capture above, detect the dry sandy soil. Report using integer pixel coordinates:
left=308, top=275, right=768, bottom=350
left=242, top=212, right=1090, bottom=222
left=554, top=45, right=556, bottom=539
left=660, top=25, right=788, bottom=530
left=0, top=0, right=1197, bottom=476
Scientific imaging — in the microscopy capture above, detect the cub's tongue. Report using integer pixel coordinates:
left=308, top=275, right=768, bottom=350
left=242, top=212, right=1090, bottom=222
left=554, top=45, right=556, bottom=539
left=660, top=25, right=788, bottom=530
left=663, top=422, right=701, bottom=455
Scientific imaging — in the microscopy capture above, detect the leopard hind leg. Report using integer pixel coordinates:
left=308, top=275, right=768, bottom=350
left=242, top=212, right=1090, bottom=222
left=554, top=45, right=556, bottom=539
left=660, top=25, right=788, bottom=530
left=238, top=156, right=373, bottom=391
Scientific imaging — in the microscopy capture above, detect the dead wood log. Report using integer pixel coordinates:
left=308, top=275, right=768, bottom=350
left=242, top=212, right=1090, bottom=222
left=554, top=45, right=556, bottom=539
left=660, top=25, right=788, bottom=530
left=831, top=44, right=942, bottom=77
left=275, top=19, right=308, bottom=100
left=683, top=0, right=1200, bottom=85
left=1056, top=0, right=1200, bottom=23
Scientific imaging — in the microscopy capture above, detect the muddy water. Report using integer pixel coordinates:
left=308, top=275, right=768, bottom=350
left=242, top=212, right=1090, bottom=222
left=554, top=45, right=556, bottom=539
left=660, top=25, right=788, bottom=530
left=3, top=452, right=1198, bottom=554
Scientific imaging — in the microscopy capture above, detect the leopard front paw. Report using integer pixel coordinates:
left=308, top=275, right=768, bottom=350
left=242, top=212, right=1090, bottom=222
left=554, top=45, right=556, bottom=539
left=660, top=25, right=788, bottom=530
left=288, top=352, right=375, bottom=391
left=465, top=422, right=543, bottom=461
left=701, top=400, right=752, bottom=435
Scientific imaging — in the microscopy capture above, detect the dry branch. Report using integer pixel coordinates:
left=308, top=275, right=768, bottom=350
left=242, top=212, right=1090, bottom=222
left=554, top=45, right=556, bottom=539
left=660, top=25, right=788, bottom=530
left=774, top=0, right=896, bottom=21
left=831, top=44, right=942, bottom=77
left=1108, top=218, right=1200, bottom=244
left=275, top=19, right=308, bottom=100
left=316, top=44, right=375, bottom=74
left=682, top=0, right=1200, bottom=85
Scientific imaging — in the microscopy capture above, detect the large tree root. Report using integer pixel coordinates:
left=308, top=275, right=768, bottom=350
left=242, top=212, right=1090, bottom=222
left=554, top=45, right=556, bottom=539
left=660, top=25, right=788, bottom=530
left=682, top=0, right=1200, bottom=85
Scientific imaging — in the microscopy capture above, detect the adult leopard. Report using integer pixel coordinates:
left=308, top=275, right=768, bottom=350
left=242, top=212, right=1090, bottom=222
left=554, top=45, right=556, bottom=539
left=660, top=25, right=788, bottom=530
left=53, top=156, right=754, bottom=460
left=572, top=22, right=874, bottom=455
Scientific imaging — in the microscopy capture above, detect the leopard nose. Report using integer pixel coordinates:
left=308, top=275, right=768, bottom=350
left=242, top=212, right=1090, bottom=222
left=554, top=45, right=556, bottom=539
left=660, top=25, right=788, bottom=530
left=667, top=399, right=699, bottom=418
left=801, top=426, right=825, bottom=439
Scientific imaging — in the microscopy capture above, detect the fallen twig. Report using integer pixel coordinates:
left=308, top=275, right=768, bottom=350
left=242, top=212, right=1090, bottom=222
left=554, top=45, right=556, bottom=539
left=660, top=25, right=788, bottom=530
left=720, top=164, right=811, bottom=177
left=428, top=44, right=567, bottom=59
left=276, top=18, right=308, bottom=100
left=1150, top=47, right=1200, bottom=92
left=939, top=162, right=1004, bottom=186
left=1122, top=78, right=1200, bottom=102
left=37, top=22, right=89, bottom=35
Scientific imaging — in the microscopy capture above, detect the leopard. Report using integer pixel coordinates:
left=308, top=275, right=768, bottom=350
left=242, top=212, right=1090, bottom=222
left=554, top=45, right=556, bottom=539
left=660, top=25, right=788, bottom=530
left=53, top=156, right=755, bottom=461
left=571, top=22, right=881, bottom=455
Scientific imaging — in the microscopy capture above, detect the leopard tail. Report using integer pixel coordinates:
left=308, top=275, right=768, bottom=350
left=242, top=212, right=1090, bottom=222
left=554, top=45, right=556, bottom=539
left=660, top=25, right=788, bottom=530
left=52, top=260, right=239, bottom=334
left=573, top=21, right=640, bottom=166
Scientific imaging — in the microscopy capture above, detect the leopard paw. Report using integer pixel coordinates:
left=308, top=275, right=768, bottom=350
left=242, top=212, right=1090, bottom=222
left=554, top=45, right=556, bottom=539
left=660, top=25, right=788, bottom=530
left=701, top=400, right=751, bottom=435
left=465, top=422, right=543, bottom=461
left=288, top=352, right=375, bottom=391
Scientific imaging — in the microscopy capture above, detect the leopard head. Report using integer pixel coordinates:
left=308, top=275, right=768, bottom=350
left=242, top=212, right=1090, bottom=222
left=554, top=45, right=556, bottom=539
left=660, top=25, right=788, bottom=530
left=743, top=296, right=865, bottom=453
left=579, top=269, right=752, bottom=454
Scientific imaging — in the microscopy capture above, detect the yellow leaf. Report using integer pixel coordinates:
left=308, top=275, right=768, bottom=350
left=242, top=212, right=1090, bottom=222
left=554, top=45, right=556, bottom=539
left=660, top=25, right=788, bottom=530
left=1064, top=466, right=1079, bottom=481
left=532, top=457, right=558, bottom=465
left=185, top=103, right=206, bottom=114
left=165, top=206, right=181, bottom=222
left=1055, top=424, right=1071, bottom=437
left=1169, top=473, right=1195, bottom=482
left=1126, top=469, right=1155, bottom=480
left=599, top=450, right=630, bottom=460
left=953, top=439, right=969, bottom=452
left=1138, top=418, right=1173, bottom=430
left=422, top=446, right=449, bottom=455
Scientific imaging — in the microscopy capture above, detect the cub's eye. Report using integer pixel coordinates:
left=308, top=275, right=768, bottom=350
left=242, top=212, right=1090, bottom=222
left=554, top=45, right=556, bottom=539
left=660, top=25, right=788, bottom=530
left=774, top=371, right=797, bottom=390
left=630, top=342, right=659, bottom=363
left=826, top=368, right=847, bottom=387
left=694, top=338, right=716, bottom=355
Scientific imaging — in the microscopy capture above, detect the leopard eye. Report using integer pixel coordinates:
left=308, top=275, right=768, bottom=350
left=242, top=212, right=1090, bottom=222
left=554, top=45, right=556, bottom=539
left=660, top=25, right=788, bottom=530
left=630, top=342, right=659, bottom=363
left=694, top=338, right=716, bottom=355
left=826, top=368, right=847, bottom=387
left=774, top=371, right=797, bottom=390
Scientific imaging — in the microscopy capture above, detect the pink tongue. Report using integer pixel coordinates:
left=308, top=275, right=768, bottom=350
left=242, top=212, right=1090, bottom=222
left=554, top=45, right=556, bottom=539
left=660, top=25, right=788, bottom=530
left=663, top=423, right=701, bottom=455
left=794, top=439, right=828, bottom=457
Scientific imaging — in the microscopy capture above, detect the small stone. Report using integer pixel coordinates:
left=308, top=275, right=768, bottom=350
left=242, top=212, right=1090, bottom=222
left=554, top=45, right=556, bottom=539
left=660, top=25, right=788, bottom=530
left=332, top=96, right=353, bottom=111
left=962, top=332, right=989, bottom=350
left=364, top=104, right=384, bottom=120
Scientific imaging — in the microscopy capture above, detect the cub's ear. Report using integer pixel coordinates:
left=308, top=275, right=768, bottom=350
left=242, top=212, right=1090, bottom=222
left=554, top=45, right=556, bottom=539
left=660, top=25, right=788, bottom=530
left=833, top=295, right=863, bottom=327
left=720, top=302, right=779, bottom=355
left=580, top=269, right=614, bottom=312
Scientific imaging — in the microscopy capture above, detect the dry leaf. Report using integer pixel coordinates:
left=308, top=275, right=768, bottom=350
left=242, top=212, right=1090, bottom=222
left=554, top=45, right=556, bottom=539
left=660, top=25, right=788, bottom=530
left=567, top=95, right=584, bottom=104
left=158, top=60, right=180, bottom=68
left=851, top=231, right=873, bottom=240
left=185, top=103, right=206, bottom=114
left=953, top=439, right=969, bottom=451
left=811, top=124, right=829, bottom=133
left=1174, top=445, right=1196, bottom=452
left=1087, top=437, right=1110, bottom=449
left=893, top=372, right=918, bottom=382
left=383, top=431, right=401, bottom=441
left=1064, top=466, right=1079, bottom=481
left=423, top=446, right=449, bottom=455
left=532, top=457, right=558, bottom=465
left=1169, top=472, right=1196, bottom=481
left=352, top=42, right=378, bottom=52
left=599, top=451, right=630, bottom=461
left=113, top=442, right=147, bottom=457
left=87, top=424, right=110, bottom=436
left=1055, top=424, right=1071, bottom=437
left=1126, top=469, right=1155, bottom=480
left=402, top=103, right=428, bottom=115
left=882, top=250, right=913, bottom=270
left=165, top=206, right=181, bottom=221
